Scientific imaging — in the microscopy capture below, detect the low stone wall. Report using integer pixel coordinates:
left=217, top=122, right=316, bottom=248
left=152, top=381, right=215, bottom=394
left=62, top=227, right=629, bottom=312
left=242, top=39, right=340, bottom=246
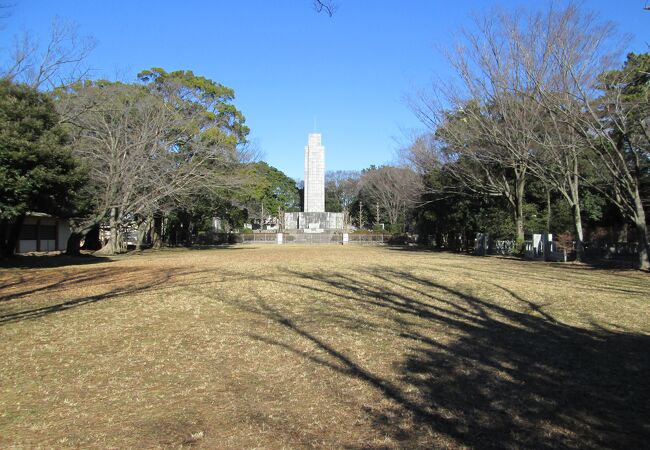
left=284, top=212, right=344, bottom=230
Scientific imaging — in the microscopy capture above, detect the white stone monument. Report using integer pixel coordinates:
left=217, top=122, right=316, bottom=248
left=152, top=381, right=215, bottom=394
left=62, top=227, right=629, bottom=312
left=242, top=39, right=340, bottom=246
left=284, top=133, right=344, bottom=231
left=304, top=133, right=325, bottom=213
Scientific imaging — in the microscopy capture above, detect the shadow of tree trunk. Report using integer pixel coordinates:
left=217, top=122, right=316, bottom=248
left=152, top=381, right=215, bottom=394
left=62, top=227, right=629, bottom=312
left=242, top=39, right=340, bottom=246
left=227, top=267, right=650, bottom=449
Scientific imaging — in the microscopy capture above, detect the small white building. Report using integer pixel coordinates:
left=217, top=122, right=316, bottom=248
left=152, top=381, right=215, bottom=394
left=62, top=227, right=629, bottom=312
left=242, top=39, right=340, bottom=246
left=15, top=213, right=70, bottom=253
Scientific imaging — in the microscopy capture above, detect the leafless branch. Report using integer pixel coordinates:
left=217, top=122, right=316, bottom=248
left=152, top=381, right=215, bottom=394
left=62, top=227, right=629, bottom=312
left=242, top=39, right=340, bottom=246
left=359, top=166, right=422, bottom=226
left=1, top=17, right=96, bottom=89
left=313, top=0, right=336, bottom=17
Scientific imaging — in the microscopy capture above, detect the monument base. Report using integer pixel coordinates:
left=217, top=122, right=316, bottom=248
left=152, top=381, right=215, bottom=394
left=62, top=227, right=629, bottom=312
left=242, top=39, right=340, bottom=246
left=284, top=212, right=344, bottom=230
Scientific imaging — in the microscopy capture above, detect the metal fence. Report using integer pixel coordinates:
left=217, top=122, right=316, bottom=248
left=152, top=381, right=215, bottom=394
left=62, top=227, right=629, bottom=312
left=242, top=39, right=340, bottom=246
left=284, top=232, right=343, bottom=245
left=237, top=233, right=277, bottom=244
left=347, top=234, right=389, bottom=245
left=232, top=232, right=400, bottom=245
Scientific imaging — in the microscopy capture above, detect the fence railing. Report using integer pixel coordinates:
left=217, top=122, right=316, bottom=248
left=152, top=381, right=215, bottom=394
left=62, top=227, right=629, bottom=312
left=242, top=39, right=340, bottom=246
left=348, top=234, right=388, bottom=244
left=238, top=233, right=277, bottom=244
left=283, top=233, right=342, bottom=245
left=230, top=232, right=404, bottom=245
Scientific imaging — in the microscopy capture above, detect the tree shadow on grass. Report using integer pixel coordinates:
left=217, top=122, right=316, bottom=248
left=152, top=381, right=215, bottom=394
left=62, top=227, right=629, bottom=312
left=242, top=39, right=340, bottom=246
left=0, top=253, right=112, bottom=269
left=386, top=245, right=647, bottom=272
left=0, top=267, right=177, bottom=326
left=231, top=267, right=650, bottom=449
left=0, top=266, right=127, bottom=302
left=137, top=245, right=255, bottom=253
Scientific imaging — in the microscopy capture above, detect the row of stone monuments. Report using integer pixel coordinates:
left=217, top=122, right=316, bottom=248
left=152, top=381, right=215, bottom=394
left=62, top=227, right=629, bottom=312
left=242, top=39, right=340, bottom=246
left=475, top=233, right=568, bottom=262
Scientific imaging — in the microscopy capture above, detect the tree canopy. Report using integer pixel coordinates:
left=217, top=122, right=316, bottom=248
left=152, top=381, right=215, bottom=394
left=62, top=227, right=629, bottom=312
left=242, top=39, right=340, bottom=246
left=56, top=68, right=250, bottom=254
left=0, top=79, right=85, bottom=256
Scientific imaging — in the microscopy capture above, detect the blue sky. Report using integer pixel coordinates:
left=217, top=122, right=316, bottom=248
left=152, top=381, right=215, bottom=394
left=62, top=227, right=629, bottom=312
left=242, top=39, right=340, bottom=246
left=1, top=1, right=648, bottom=179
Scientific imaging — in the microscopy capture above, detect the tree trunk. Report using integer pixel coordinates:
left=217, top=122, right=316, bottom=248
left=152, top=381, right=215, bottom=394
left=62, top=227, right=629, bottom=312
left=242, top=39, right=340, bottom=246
left=632, top=190, right=650, bottom=271
left=135, top=217, right=151, bottom=251
left=634, top=218, right=649, bottom=271
left=569, top=158, right=585, bottom=262
left=81, top=225, right=101, bottom=250
left=546, top=188, right=552, bottom=233
left=66, top=232, right=83, bottom=256
left=66, top=220, right=100, bottom=256
left=109, top=208, right=120, bottom=253
left=436, top=231, right=444, bottom=249
left=151, top=213, right=163, bottom=248
left=2, top=215, right=25, bottom=257
left=97, top=207, right=125, bottom=255
left=135, top=223, right=143, bottom=252
left=618, top=223, right=629, bottom=242
left=572, top=201, right=585, bottom=262
left=514, top=175, right=525, bottom=242
left=110, top=209, right=119, bottom=252
left=0, top=219, right=8, bottom=257
left=181, top=215, right=191, bottom=246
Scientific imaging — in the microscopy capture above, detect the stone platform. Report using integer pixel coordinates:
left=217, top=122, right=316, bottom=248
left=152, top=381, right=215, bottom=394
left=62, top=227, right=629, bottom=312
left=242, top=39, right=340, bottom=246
left=284, top=212, right=344, bottom=231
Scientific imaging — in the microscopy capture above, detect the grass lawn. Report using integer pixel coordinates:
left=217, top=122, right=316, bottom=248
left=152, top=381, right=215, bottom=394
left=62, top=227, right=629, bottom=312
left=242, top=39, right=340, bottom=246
left=1, top=246, right=649, bottom=449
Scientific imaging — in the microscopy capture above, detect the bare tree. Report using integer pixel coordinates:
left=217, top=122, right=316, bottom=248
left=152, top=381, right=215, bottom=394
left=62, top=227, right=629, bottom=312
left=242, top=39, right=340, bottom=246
left=556, top=57, right=649, bottom=269
left=1, top=17, right=95, bottom=90
left=57, top=81, right=243, bottom=254
left=325, top=170, right=359, bottom=228
left=525, top=115, right=590, bottom=259
left=500, top=3, right=622, bottom=261
left=359, top=166, right=422, bottom=230
left=409, top=1, right=640, bottom=264
left=411, top=9, right=549, bottom=241
left=512, top=4, right=649, bottom=269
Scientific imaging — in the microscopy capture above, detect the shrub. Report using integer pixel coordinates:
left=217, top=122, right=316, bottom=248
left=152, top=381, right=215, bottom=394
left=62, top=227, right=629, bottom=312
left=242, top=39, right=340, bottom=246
left=514, top=237, right=526, bottom=256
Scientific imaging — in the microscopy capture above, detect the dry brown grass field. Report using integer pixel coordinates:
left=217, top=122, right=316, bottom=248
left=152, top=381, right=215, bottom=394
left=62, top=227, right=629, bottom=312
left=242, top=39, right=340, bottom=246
left=1, top=245, right=649, bottom=449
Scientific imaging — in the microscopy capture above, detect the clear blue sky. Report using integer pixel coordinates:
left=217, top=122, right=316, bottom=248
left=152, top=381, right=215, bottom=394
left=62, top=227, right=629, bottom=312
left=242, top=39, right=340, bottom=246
left=1, top=1, right=648, bottom=179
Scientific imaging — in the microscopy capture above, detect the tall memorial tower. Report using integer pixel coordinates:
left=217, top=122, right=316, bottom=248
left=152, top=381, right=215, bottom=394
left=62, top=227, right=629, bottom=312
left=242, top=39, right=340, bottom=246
left=284, top=132, right=343, bottom=231
left=304, top=133, right=325, bottom=212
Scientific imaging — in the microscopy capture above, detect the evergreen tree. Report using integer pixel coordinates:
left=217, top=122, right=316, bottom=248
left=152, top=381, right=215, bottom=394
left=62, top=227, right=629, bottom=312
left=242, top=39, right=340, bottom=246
left=0, top=79, right=85, bottom=256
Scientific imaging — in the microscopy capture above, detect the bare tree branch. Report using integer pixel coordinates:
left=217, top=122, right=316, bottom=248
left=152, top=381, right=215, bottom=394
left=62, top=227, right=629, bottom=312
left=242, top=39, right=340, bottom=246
left=1, top=17, right=96, bottom=90
left=313, top=0, right=337, bottom=17
left=359, top=166, right=422, bottom=228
